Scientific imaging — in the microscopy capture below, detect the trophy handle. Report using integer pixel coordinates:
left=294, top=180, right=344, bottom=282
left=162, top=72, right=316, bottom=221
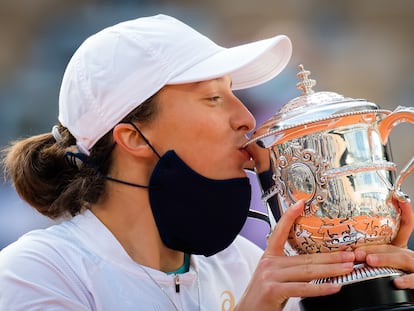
left=379, top=106, right=414, bottom=202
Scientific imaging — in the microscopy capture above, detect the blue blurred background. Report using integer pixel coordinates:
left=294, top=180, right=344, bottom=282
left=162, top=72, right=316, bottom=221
left=1, top=0, right=414, bottom=250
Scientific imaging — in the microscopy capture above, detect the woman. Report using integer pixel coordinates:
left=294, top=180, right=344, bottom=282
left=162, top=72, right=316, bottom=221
left=1, top=14, right=413, bottom=311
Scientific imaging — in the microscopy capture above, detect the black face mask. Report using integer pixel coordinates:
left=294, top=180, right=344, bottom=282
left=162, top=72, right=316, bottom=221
left=149, top=150, right=251, bottom=256
left=106, top=123, right=252, bottom=256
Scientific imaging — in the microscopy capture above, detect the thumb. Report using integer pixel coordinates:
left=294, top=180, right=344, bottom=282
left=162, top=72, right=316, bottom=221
left=265, top=200, right=305, bottom=256
left=392, top=199, right=414, bottom=247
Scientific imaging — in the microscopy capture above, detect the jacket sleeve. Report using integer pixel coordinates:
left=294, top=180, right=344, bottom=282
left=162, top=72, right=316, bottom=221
left=0, top=235, right=93, bottom=311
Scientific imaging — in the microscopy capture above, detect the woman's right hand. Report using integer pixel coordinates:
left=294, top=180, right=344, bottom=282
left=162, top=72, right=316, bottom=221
left=235, top=200, right=356, bottom=311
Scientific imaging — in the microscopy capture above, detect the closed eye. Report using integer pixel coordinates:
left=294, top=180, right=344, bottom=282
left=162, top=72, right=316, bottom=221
left=204, top=96, right=223, bottom=107
left=208, top=96, right=221, bottom=102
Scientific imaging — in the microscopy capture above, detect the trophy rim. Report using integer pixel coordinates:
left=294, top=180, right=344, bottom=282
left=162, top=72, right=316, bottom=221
left=246, top=109, right=390, bottom=148
left=311, top=263, right=404, bottom=286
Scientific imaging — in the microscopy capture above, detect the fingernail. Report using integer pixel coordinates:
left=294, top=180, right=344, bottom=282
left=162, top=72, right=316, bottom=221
left=354, top=249, right=366, bottom=259
left=293, top=200, right=305, bottom=209
left=394, top=277, right=407, bottom=288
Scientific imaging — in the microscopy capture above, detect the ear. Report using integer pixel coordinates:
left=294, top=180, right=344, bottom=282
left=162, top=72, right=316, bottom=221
left=112, top=123, right=153, bottom=158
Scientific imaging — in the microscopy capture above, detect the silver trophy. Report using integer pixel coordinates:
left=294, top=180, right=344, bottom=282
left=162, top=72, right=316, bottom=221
left=248, top=65, right=414, bottom=310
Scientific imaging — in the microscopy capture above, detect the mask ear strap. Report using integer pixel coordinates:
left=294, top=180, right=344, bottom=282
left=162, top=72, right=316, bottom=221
left=247, top=209, right=270, bottom=227
left=128, top=122, right=161, bottom=159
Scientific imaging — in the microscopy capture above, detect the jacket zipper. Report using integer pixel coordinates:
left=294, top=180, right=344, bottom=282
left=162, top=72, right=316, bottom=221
left=174, top=274, right=180, bottom=293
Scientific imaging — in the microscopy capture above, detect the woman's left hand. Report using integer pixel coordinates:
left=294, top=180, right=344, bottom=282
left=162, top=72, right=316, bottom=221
left=355, top=199, right=414, bottom=289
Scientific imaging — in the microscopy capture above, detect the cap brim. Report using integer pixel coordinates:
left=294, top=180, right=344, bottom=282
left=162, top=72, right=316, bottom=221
left=169, top=35, right=292, bottom=90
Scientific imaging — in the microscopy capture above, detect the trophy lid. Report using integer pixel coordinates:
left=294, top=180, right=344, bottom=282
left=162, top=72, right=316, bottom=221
left=250, top=64, right=387, bottom=148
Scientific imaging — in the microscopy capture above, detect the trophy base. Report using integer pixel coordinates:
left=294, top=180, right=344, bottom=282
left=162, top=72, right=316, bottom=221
left=300, top=276, right=414, bottom=311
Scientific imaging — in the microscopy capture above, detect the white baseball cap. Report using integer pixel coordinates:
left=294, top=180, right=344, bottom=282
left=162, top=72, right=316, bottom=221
left=58, top=14, right=292, bottom=154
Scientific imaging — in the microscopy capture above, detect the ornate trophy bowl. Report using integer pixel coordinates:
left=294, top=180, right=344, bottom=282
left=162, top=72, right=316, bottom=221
left=248, top=65, right=414, bottom=310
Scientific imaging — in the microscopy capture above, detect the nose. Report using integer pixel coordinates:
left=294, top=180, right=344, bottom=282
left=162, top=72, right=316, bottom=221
left=230, top=95, right=256, bottom=132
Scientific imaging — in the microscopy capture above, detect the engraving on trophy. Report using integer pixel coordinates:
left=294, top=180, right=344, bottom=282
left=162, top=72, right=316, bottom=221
left=311, top=263, right=403, bottom=285
left=274, top=143, right=329, bottom=216
left=287, top=163, right=315, bottom=202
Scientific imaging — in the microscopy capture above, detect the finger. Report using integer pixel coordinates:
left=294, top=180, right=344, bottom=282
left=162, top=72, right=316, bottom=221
left=355, top=244, right=414, bottom=272
left=394, top=273, right=414, bottom=289
left=262, top=251, right=355, bottom=279
left=271, top=250, right=355, bottom=267
left=245, top=141, right=270, bottom=173
left=280, top=261, right=355, bottom=283
left=277, top=282, right=342, bottom=299
left=354, top=244, right=400, bottom=262
left=354, top=243, right=394, bottom=256
left=392, top=199, right=414, bottom=247
left=368, top=250, right=414, bottom=272
left=265, top=200, right=305, bottom=256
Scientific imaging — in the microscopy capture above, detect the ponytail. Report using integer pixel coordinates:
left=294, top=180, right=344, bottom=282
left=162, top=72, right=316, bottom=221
left=2, top=95, right=158, bottom=219
left=1, top=125, right=112, bottom=219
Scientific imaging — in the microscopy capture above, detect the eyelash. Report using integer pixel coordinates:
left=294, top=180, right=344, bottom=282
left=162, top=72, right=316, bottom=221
left=208, top=96, right=221, bottom=102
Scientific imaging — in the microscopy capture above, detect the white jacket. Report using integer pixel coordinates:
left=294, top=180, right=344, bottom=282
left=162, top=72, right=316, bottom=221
left=0, top=209, right=300, bottom=310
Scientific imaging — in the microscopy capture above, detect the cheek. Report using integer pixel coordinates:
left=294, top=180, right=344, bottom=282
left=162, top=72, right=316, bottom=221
left=157, top=110, right=233, bottom=176
left=179, top=114, right=224, bottom=144
left=176, top=129, right=227, bottom=173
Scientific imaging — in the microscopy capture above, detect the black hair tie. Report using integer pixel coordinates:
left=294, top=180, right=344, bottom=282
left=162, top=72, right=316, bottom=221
left=64, top=151, right=90, bottom=169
